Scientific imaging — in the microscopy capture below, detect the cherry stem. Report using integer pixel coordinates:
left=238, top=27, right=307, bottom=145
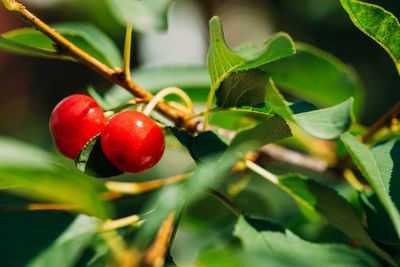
left=208, top=188, right=244, bottom=217
left=101, top=214, right=142, bottom=232
left=103, top=99, right=143, bottom=118
left=123, top=24, right=133, bottom=81
left=203, top=84, right=218, bottom=131
left=184, top=107, right=231, bottom=121
left=104, top=173, right=192, bottom=195
left=343, top=168, right=368, bottom=191
left=244, top=160, right=279, bottom=184
left=143, top=87, right=194, bottom=117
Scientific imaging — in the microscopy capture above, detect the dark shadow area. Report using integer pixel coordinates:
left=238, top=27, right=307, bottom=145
left=0, top=210, right=75, bottom=267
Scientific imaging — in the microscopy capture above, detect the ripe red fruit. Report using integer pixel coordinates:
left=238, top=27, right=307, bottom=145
left=101, top=110, right=165, bottom=173
left=49, top=94, right=107, bottom=159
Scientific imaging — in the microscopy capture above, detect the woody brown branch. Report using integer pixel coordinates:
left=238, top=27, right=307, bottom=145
left=5, top=0, right=197, bottom=131
left=361, top=101, right=400, bottom=142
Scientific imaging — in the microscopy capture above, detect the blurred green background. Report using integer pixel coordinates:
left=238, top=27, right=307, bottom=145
left=0, top=0, right=399, bottom=148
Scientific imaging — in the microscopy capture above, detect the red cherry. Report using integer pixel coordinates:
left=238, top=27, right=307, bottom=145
left=101, top=110, right=165, bottom=173
left=49, top=94, right=107, bottom=159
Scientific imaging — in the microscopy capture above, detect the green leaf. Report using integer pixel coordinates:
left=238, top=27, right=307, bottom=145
left=0, top=136, right=53, bottom=171
left=76, top=235, right=110, bottom=267
left=169, top=128, right=228, bottom=161
left=230, top=116, right=292, bottom=154
left=0, top=23, right=122, bottom=68
left=341, top=133, right=400, bottom=239
left=169, top=127, right=194, bottom=148
left=0, top=168, right=112, bottom=220
left=208, top=16, right=295, bottom=107
left=0, top=136, right=113, bottom=219
left=340, top=0, right=400, bottom=75
left=0, top=35, right=68, bottom=60
left=234, top=216, right=381, bottom=267
left=360, top=191, right=400, bottom=245
left=27, top=215, right=101, bottom=267
left=278, top=175, right=394, bottom=265
left=191, top=131, right=228, bottom=161
left=197, top=246, right=295, bottom=267
left=260, top=43, right=364, bottom=113
left=278, top=175, right=320, bottom=221
left=106, top=0, right=175, bottom=32
left=103, top=65, right=210, bottom=108
left=216, top=69, right=268, bottom=108
left=266, top=79, right=354, bottom=139
left=75, top=134, right=123, bottom=178
left=209, top=106, right=273, bottom=131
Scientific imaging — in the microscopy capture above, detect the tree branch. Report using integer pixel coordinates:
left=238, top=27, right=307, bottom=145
left=361, top=101, right=400, bottom=142
left=208, top=188, right=244, bottom=217
left=3, top=0, right=197, bottom=130
left=259, top=144, right=329, bottom=173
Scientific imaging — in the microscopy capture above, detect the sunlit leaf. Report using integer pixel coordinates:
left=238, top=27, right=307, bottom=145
left=266, top=79, right=354, bottom=139
left=208, top=16, right=295, bottom=107
left=278, top=175, right=394, bottom=265
left=340, top=0, right=400, bottom=75
left=234, top=216, right=381, bottom=267
left=260, top=43, right=364, bottom=113
left=341, top=134, right=400, bottom=239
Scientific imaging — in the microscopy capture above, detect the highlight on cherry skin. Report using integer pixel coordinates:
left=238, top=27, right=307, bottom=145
left=101, top=110, right=165, bottom=173
left=49, top=94, right=107, bottom=159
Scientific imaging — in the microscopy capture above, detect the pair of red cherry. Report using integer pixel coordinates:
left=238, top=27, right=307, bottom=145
left=49, top=95, right=165, bottom=173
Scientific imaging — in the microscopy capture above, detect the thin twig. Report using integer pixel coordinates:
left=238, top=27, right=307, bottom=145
left=245, top=160, right=279, bottom=184
left=3, top=0, right=196, bottom=130
left=104, top=173, right=192, bottom=195
left=0, top=203, right=78, bottom=213
left=101, top=230, right=139, bottom=267
left=361, top=101, right=400, bottom=142
left=143, top=212, right=176, bottom=267
left=259, top=144, right=329, bottom=173
left=208, top=188, right=244, bottom=217
left=101, top=214, right=141, bottom=232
